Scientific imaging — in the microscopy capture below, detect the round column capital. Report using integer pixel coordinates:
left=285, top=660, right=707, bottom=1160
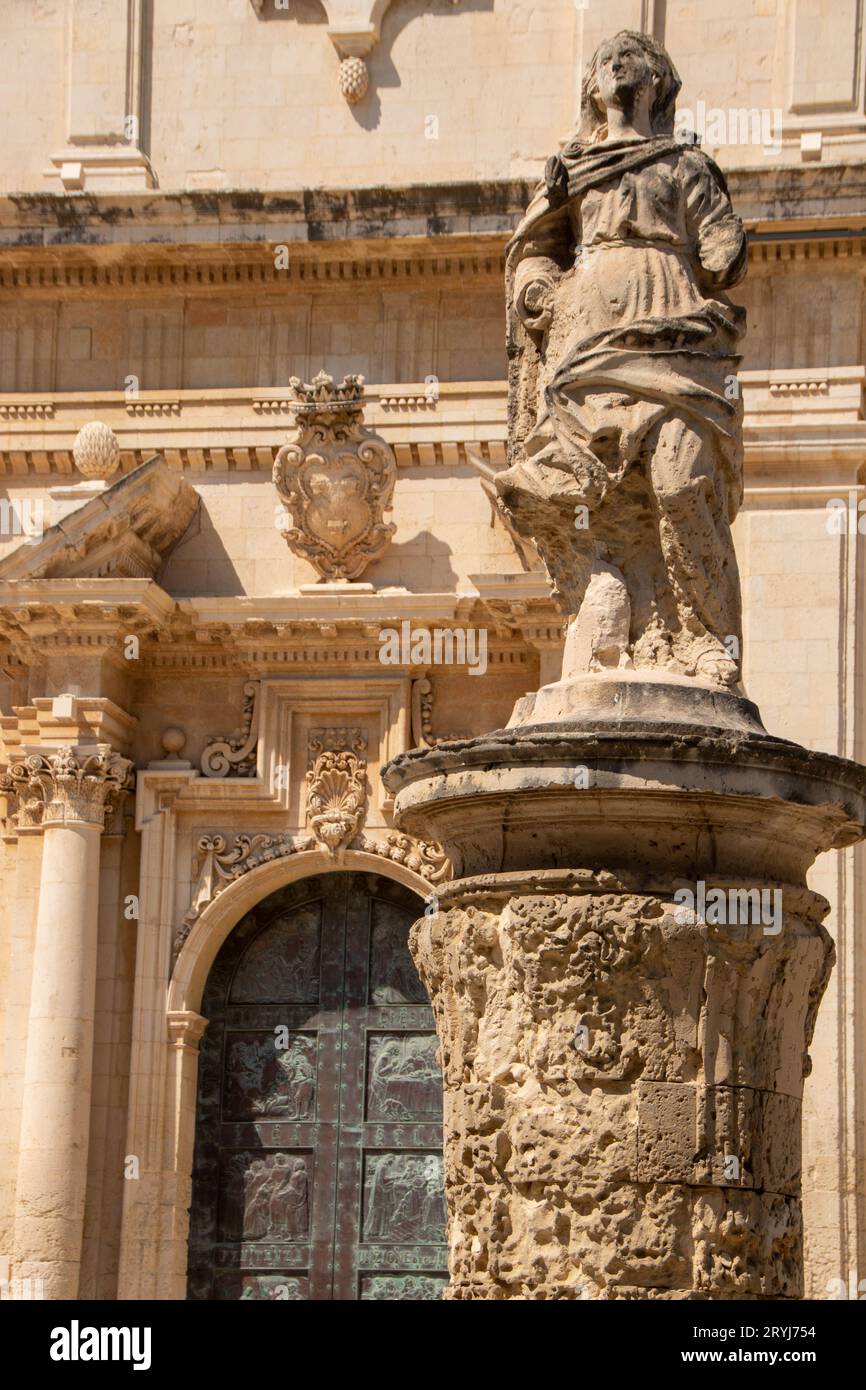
left=0, top=745, right=134, bottom=830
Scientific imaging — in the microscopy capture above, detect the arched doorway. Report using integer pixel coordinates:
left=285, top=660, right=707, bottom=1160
left=186, top=872, right=448, bottom=1300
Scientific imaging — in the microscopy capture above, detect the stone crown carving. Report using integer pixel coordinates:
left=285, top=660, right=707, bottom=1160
left=0, top=744, right=133, bottom=829
left=272, top=373, right=396, bottom=581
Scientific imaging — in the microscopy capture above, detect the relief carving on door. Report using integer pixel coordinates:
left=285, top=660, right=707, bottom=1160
left=187, top=873, right=447, bottom=1301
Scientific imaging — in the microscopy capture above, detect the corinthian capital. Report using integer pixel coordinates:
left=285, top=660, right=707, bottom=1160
left=0, top=745, right=134, bottom=829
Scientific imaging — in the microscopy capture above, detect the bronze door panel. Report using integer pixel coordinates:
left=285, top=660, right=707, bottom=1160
left=187, top=873, right=447, bottom=1301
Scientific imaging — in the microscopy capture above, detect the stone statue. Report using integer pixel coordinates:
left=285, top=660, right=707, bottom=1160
left=383, top=30, right=866, bottom=1304
left=497, top=31, right=747, bottom=689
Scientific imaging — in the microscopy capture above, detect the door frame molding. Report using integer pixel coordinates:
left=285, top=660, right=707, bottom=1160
left=117, top=851, right=430, bottom=1300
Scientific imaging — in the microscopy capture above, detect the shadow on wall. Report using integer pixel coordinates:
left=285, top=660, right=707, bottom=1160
left=363, top=530, right=459, bottom=592
left=156, top=494, right=461, bottom=598
left=253, top=0, right=495, bottom=131
left=158, top=494, right=243, bottom=597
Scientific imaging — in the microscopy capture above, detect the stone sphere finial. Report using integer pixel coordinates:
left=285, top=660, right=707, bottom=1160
left=338, top=56, right=369, bottom=104
left=161, top=727, right=187, bottom=759
left=72, top=421, right=121, bottom=480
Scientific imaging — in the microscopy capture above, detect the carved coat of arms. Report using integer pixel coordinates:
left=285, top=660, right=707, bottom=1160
left=273, top=373, right=397, bottom=581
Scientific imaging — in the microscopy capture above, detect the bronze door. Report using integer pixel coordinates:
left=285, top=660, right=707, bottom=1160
left=187, top=872, right=448, bottom=1301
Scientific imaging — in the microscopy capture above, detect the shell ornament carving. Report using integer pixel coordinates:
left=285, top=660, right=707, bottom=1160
left=305, top=748, right=368, bottom=855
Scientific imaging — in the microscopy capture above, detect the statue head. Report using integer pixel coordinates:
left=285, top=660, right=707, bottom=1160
left=576, top=30, right=681, bottom=142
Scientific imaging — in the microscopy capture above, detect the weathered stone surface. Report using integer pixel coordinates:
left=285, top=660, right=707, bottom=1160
left=384, top=636, right=866, bottom=1301
left=494, top=32, right=752, bottom=697
left=400, top=833, right=842, bottom=1299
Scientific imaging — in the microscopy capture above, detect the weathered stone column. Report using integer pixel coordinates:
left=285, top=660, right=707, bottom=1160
left=383, top=702, right=866, bottom=1299
left=1, top=746, right=132, bottom=1299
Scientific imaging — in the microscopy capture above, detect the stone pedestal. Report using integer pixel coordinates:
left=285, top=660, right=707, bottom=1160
left=383, top=712, right=866, bottom=1299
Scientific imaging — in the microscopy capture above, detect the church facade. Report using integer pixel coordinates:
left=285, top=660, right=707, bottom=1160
left=0, top=0, right=865, bottom=1301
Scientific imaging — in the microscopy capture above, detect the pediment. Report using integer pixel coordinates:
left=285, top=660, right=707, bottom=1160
left=0, top=456, right=199, bottom=582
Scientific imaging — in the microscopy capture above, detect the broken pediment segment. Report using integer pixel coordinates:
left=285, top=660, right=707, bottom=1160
left=0, top=455, right=199, bottom=583
left=272, top=373, right=397, bottom=582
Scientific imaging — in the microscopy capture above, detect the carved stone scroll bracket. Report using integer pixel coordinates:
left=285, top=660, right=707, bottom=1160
left=0, top=744, right=134, bottom=830
left=410, top=677, right=470, bottom=747
left=273, top=373, right=396, bottom=581
left=201, top=682, right=260, bottom=778
left=411, top=677, right=434, bottom=747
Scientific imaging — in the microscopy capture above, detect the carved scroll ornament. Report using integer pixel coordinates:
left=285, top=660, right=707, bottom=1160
left=176, top=826, right=450, bottom=959
left=201, top=682, right=260, bottom=778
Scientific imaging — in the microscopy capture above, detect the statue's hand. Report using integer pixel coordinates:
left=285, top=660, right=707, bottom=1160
left=544, top=154, right=569, bottom=202
left=519, top=278, right=554, bottom=330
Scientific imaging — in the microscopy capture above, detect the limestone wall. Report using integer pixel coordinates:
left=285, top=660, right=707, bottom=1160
left=3, top=0, right=866, bottom=196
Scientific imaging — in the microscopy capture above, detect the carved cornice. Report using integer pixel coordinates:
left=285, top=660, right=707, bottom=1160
left=1, top=372, right=863, bottom=479
left=0, top=579, right=553, bottom=679
left=0, top=237, right=509, bottom=290
left=0, top=744, right=134, bottom=829
left=0, top=581, right=176, bottom=668
left=0, top=171, right=861, bottom=270
left=0, top=438, right=508, bottom=477
left=0, top=456, right=199, bottom=582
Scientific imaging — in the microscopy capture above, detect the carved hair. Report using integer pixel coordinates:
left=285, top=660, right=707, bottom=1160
left=576, top=30, right=681, bottom=142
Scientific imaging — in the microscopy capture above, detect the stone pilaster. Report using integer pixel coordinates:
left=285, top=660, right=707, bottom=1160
left=1, top=745, right=132, bottom=1299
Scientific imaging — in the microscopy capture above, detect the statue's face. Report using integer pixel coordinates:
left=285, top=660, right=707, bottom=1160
left=595, top=36, right=654, bottom=111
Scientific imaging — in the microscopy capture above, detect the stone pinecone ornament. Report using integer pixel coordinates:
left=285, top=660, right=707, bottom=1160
left=338, top=56, right=368, bottom=104
left=72, top=421, right=121, bottom=480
